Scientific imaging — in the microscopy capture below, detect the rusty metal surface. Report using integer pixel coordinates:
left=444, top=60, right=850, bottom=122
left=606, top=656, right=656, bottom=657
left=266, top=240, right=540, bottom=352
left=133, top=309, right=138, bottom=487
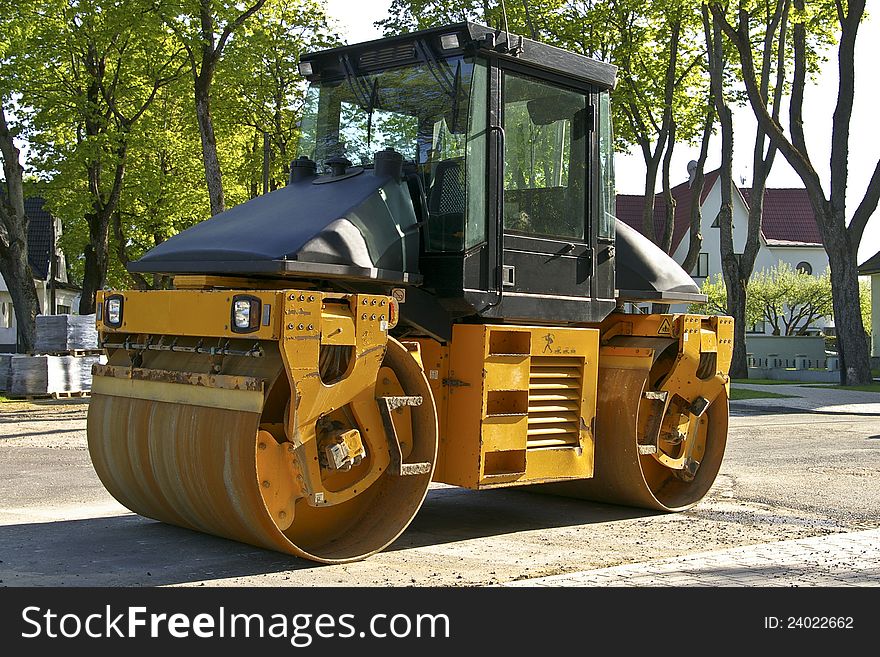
left=87, top=336, right=438, bottom=564
left=94, top=364, right=264, bottom=391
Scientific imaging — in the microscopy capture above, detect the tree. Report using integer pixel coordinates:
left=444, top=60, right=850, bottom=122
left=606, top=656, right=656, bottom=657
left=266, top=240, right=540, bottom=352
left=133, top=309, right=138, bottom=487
left=1, top=14, right=42, bottom=352
left=163, top=0, right=269, bottom=216
left=11, top=0, right=188, bottom=313
left=704, top=0, right=796, bottom=378
left=691, top=264, right=832, bottom=337
left=680, top=99, right=715, bottom=276
left=221, top=0, right=338, bottom=196
left=0, top=103, right=41, bottom=352
left=749, top=263, right=833, bottom=335
left=703, top=2, right=747, bottom=375
left=606, top=1, right=708, bottom=254
left=711, top=0, right=878, bottom=385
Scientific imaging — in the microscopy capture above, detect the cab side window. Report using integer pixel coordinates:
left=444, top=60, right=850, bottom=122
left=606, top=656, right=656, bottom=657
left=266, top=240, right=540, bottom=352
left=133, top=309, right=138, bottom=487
left=502, top=73, right=588, bottom=241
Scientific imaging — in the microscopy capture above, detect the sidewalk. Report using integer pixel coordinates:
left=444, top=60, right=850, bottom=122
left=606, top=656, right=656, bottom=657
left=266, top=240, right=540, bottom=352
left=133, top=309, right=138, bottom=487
left=731, top=382, right=880, bottom=415
left=503, top=528, right=880, bottom=587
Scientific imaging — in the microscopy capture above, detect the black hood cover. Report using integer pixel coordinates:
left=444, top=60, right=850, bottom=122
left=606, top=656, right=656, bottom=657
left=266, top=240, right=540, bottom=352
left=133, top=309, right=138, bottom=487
left=130, top=168, right=420, bottom=281
left=614, top=220, right=704, bottom=302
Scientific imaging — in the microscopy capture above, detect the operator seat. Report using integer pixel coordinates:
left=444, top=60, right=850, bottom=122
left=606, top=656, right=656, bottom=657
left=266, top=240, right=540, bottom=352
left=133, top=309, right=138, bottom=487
left=426, top=157, right=465, bottom=251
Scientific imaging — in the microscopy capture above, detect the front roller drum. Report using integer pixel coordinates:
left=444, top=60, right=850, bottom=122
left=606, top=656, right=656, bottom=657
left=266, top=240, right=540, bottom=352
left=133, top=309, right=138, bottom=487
left=87, top=338, right=438, bottom=563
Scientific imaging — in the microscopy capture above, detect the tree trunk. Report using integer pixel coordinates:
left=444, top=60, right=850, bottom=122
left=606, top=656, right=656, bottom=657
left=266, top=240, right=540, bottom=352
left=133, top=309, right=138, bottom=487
left=660, top=123, right=677, bottom=255
left=641, top=156, right=660, bottom=243
left=824, top=220, right=872, bottom=385
left=79, top=214, right=110, bottom=315
left=0, top=246, right=40, bottom=353
left=0, top=105, right=41, bottom=352
left=705, top=4, right=749, bottom=379
left=195, top=76, right=225, bottom=216
left=680, top=100, right=715, bottom=276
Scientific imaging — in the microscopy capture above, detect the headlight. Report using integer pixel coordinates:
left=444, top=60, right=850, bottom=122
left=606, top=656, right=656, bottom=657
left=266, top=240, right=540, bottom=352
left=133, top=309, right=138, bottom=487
left=231, top=295, right=261, bottom=333
left=440, top=33, right=460, bottom=50
left=233, top=300, right=251, bottom=328
left=104, top=295, right=124, bottom=328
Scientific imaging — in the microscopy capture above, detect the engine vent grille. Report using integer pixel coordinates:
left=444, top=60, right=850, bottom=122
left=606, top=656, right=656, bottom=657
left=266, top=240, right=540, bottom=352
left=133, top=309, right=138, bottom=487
left=359, top=44, right=416, bottom=69
left=527, top=356, right=582, bottom=449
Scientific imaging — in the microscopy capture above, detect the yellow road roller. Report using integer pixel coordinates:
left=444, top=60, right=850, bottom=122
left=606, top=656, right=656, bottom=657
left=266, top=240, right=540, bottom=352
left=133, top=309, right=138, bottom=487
left=87, top=22, right=733, bottom=563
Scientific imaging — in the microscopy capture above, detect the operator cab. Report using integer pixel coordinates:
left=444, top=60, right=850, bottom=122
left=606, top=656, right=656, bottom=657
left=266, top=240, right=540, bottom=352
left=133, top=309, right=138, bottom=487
left=297, top=22, right=619, bottom=325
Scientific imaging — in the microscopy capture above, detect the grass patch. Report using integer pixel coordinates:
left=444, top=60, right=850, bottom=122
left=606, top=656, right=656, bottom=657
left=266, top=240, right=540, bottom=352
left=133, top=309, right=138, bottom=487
left=804, top=383, right=880, bottom=393
left=729, top=387, right=799, bottom=400
left=732, top=378, right=799, bottom=385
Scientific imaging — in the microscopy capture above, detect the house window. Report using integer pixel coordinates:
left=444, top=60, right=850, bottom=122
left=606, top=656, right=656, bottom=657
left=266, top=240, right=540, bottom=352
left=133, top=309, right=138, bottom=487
left=0, top=302, right=13, bottom=329
left=56, top=305, right=71, bottom=315
left=693, top=252, right=709, bottom=278
left=796, top=261, right=812, bottom=275
left=711, top=213, right=734, bottom=229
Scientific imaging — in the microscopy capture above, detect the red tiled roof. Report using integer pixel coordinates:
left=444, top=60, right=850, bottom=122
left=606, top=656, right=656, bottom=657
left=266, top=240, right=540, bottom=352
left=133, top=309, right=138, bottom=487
left=616, top=171, right=719, bottom=253
left=739, top=188, right=823, bottom=245
left=616, top=172, right=823, bottom=249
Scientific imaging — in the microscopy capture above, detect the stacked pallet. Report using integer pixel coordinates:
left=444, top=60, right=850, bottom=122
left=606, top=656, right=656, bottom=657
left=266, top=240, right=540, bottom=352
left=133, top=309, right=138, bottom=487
left=5, top=314, right=105, bottom=398
left=34, top=314, right=99, bottom=353
left=10, top=355, right=77, bottom=396
left=0, top=353, right=12, bottom=392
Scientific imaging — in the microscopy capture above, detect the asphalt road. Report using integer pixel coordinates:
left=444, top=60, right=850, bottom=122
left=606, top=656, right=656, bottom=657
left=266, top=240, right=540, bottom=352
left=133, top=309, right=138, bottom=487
left=1, top=400, right=878, bottom=587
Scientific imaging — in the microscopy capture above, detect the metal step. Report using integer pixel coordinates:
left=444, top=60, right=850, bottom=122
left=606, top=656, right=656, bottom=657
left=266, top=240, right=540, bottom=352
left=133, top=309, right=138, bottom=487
left=377, top=395, right=430, bottom=476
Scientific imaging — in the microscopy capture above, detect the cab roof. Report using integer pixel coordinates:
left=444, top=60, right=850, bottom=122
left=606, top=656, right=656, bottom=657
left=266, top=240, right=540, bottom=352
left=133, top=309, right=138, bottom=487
left=299, top=22, right=617, bottom=91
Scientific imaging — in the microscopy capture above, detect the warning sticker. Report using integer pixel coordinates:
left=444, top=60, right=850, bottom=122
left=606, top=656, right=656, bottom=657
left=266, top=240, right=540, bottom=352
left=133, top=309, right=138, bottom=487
left=657, top=318, right=673, bottom=335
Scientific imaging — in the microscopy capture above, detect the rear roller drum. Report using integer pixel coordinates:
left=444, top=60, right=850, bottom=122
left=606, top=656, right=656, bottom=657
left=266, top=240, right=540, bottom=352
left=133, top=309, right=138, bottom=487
left=534, top=340, right=728, bottom=511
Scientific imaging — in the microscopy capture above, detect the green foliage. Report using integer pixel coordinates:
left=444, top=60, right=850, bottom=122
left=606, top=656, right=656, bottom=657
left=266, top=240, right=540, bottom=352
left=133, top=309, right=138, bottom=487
left=750, top=262, right=833, bottom=335
left=212, top=0, right=340, bottom=197
left=860, top=277, right=871, bottom=336
left=691, top=263, right=835, bottom=335
left=4, top=0, right=338, bottom=290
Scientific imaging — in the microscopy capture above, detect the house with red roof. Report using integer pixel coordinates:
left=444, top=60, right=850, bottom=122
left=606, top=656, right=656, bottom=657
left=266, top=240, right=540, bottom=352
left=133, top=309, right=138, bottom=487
left=616, top=165, right=829, bottom=335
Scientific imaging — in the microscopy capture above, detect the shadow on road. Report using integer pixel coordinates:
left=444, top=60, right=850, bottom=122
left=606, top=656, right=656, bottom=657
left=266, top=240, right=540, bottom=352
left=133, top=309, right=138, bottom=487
left=390, top=486, right=658, bottom=552
left=0, top=487, right=655, bottom=586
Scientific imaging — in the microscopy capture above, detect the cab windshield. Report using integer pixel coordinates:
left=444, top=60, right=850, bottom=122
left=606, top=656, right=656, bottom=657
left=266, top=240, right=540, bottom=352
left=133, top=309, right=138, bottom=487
left=299, top=56, right=474, bottom=170
left=298, top=55, right=487, bottom=251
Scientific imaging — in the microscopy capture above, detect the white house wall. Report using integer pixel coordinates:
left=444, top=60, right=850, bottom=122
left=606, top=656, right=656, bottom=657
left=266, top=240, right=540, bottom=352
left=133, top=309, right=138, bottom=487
left=755, top=246, right=828, bottom=277
left=670, top=179, right=754, bottom=281
left=0, top=281, right=81, bottom=351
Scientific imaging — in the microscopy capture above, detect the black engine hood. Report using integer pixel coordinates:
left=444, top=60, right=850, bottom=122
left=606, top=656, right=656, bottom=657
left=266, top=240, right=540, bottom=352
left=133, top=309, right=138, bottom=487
left=614, top=220, right=705, bottom=303
left=130, top=168, right=421, bottom=283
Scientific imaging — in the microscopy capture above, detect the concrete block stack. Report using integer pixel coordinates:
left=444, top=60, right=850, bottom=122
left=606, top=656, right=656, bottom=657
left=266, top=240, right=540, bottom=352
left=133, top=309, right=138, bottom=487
left=34, top=314, right=99, bottom=353
left=10, top=355, right=79, bottom=396
left=0, top=353, right=12, bottom=392
left=4, top=314, right=105, bottom=397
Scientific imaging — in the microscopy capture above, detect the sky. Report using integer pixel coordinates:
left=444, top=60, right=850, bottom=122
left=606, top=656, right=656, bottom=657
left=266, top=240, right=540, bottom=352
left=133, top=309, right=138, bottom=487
left=324, top=0, right=880, bottom=265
